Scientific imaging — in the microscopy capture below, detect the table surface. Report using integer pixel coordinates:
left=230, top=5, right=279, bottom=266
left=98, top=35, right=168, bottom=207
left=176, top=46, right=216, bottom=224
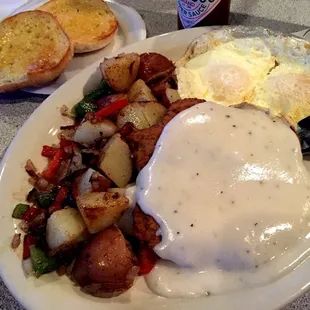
left=0, top=0, right=310, bottom=309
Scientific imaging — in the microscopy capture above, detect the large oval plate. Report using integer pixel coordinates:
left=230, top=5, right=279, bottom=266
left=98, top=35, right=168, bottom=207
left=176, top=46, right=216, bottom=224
left=1, top=27, right=310, bottom=310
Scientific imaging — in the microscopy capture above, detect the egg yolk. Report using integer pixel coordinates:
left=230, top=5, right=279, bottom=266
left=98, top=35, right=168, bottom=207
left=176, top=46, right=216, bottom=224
left=206, top=64, right=251, bottom=104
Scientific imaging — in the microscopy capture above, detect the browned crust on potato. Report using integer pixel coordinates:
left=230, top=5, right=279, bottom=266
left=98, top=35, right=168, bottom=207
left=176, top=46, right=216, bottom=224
left=72, top=226, right=137, bottom=295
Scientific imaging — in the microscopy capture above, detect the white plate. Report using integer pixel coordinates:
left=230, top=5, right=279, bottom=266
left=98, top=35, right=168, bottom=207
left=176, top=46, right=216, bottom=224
left=1, top=27, right=310, bottom=310
left=10, top=0, right=146, bottom=95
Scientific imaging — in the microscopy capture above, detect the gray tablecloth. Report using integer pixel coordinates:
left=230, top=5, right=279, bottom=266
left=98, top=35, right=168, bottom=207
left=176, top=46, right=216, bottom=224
left=0, top=0, right=310, bottom=309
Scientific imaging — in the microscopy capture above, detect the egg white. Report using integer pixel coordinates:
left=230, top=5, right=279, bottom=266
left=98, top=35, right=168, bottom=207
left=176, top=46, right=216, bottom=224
left=251, top=63, right=310, bottom=124
left=177, top=38, right=275, bottom=106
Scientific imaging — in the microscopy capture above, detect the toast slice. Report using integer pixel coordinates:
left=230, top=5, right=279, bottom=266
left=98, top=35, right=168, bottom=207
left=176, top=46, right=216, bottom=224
left=39, top=0, right=118, bottom=53
left=0, top=10, right=73, bottom=93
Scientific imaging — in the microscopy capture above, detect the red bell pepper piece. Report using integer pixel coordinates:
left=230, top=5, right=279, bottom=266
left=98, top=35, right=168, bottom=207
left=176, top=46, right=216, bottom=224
left=60, top=139, right=78, bottom=149
left=137, top=245, right=158, bottom=275
left=60, top=139, right=72, bottom=148
left=60, top=139, right=79, bottom=156
left=94, top=99, right=128, bottom=120
left=48, top=187, right=68, bottom=214
left=41, top=145, right=58, bottom=158
left=22, top=206, right=41, bottom=223
left=23, top=234, right=37, bottom=260
left=41, top=149, right=64, bottom=180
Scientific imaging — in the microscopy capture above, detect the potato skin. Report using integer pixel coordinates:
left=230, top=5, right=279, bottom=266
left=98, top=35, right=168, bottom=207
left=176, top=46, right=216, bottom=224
left=116, top=102, right=149, bottom=130
left=72, top=226, right=137, bottom=296
left=138, top=53, right=175, bottom=84
left=127, top=79, right=157, bottom=103
left=100, top=53, right=140, bottom=92
left=46, top=208, right=89, bottom=252
left=76, top=192, right=129, bottom=234
left=98, top=134, right=133, bottom=188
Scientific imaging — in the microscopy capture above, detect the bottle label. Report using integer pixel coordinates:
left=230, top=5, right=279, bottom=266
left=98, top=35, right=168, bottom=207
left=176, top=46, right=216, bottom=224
left=178, top=0, right=222, bottom=28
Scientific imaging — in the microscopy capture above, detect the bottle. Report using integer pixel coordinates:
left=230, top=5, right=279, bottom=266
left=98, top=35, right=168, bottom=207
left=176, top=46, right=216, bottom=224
left=177, top=0, right=231, bottom=29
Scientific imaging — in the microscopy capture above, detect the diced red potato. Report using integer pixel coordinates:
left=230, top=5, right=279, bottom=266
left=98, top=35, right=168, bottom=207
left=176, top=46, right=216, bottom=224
left=165, top=88, right=181, bottom=104
left=73, top=120, right=117, bottom=145
left=100, top=53, right=140, bottom=92
left=98, top=134, right=133, bottom=188
left=72, top=226, right=138, bottom=297
left=116, top=102, right=166, bottom=130
left=152, top=81, right=181, bottom=108
left=46, top=208, right=89, bottom=252
left=127, top=79, right=157, bottom=103
left=141, top=102, right=167, bottom=126
left=116, top=102, right=149, bottom=130
left=76, top=192, right=129, bottom=234
left=138, top=53, right=175, bottom=84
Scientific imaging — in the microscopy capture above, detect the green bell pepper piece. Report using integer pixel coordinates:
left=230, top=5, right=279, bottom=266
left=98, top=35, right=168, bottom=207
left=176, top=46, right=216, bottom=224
left=30, top=246, right=58, bottom=277
left=12, top=203, right=30, bottom=219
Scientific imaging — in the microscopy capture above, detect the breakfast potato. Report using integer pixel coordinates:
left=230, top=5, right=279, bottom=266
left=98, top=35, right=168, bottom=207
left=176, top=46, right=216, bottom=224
left=73, top=119, right=117, bottom=145
left=98, top=134, right=133, bottom=187
left=151, top=80, right=180, bottom=108
left=100, top=53, right=140, bottom=92
left=127, top=79, right=157, bottom=103
left=117, top=102, right=166, bottom=130
left=72, top=226, right=137, bottom=297
left=46, top=208, right=89, bottom=252
left=76, top=192, right=129, bottom=234
left=116, top=102, right=149, bottom=130
left=141, top=102, right=167, bottom=126
left=138, top=52, right=175, bottom=84
left=165, top=88, right=181, bottom=104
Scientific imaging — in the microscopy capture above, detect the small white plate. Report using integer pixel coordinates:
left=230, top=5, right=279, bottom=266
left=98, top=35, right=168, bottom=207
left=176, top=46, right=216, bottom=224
left=292, top=29, right=310, bottom=42
left=1, top=27, right=310, bottom=310
left=10, top=0, right=146, bottom=95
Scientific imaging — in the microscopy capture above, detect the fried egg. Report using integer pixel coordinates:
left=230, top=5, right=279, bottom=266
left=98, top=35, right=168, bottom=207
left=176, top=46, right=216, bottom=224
left=176, top=38, right=275, bottom=106
left=251, top=62, right=310, bottom=125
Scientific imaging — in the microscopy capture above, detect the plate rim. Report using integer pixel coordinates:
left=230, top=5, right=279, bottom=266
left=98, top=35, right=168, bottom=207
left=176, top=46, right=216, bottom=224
left=1, top=26, right=310, bottom=310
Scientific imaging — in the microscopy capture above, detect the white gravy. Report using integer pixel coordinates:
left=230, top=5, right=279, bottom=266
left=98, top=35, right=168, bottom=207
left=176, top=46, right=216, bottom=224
left=136, top=101, right=310, bottom=298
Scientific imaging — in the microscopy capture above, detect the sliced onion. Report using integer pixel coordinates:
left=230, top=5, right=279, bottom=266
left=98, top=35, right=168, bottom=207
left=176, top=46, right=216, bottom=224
left=22, top=258, right=34, bottom=277
left=35, top=178, right=50, bottom=191
left=18, top=220, right=29, bottom=233
left=25, top=159, right=39, bottom=180
left=11, top=233, right=21, bottom=249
